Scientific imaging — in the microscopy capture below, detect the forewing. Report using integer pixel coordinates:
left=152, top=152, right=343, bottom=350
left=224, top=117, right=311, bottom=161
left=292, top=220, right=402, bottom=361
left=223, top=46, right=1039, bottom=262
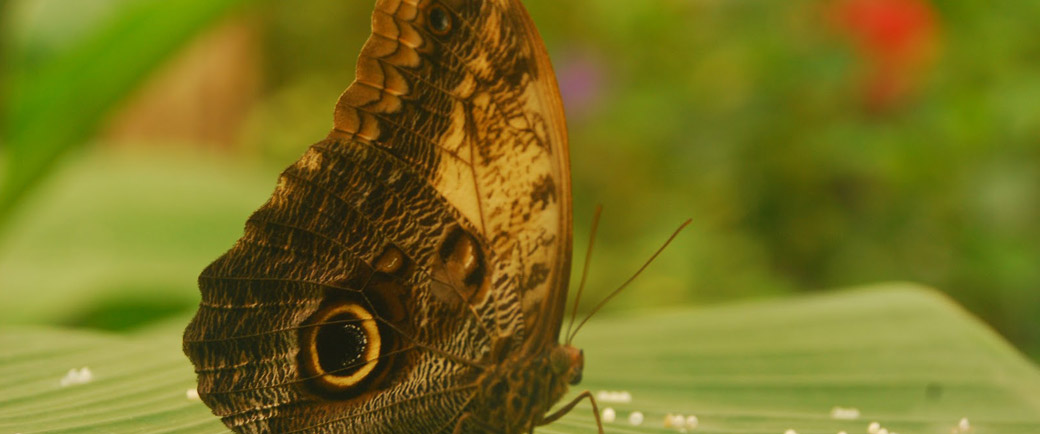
left=331, top=0, right=571, bottom=350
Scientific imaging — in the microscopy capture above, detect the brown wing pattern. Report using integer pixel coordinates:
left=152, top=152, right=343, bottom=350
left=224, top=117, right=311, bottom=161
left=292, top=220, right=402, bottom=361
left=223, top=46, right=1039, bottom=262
left=332, top=0, right=572, bottom=349
left=183, top=0, right=570, bottom=432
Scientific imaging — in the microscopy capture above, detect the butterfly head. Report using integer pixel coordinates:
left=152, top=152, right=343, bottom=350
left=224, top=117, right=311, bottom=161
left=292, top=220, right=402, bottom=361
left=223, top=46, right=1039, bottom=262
left=550, top=345, right=584, bottom=386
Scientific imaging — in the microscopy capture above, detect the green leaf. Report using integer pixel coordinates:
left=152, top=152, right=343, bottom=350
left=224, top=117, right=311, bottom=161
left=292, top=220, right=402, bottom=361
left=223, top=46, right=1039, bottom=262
left=0, top=0, right=257, bottom=233
left=558, top=285, right=1040, bottom=433
left=1, top=284, right=1038, bottom=433
left=0, top=148, right=278, bottom=330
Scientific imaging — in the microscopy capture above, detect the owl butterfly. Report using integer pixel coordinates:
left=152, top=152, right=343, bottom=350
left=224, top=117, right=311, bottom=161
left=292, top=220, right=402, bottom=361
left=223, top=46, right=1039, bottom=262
left=186, top=0, right=610, bottom=432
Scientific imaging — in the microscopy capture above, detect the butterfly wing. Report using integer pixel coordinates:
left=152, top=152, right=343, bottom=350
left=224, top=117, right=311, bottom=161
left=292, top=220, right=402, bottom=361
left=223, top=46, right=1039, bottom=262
left=331, top=0, right=572, bottom=351
left=183, top=0, right=570, bottom=432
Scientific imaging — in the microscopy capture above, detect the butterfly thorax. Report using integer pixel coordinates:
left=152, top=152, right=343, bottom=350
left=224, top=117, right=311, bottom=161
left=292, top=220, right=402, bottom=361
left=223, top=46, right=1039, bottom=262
left=462, top=342, right=583, bottom=433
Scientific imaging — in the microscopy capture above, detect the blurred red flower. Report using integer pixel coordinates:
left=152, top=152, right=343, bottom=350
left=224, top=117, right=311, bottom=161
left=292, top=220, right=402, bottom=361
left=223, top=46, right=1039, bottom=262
left=828, top=0, right=941, bottom=112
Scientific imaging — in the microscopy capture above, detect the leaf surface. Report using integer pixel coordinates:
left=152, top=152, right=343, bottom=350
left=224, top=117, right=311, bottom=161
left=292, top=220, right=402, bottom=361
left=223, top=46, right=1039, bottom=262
left=1, top=285, right=1038, bottom=433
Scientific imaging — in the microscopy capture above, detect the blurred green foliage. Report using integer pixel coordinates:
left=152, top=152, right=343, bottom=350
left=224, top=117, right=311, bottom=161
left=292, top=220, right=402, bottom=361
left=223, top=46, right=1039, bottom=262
left=0, top=0, right=1037, bottom=362
left=0, top=0, right=254, bottom=229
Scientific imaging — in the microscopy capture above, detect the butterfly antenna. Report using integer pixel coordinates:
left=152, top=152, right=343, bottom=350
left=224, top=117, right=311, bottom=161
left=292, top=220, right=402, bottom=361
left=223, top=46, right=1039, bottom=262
left=564, top=205, right=603, bottom=344
left=566, top=218, right=692, bottom=344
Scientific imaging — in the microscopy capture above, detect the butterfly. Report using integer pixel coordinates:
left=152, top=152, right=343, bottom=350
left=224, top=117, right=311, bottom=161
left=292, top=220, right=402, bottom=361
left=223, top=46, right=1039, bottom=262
left=183, top=0, right=606, bottom=432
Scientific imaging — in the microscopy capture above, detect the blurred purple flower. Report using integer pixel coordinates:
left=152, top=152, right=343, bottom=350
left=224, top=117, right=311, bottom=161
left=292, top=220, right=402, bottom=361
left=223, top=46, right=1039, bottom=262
left=555, top=48, right=607, bottom=120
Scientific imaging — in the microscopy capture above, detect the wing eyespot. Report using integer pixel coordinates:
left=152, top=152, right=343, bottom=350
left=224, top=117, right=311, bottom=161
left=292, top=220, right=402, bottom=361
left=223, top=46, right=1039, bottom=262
left=374, top=245, right=408, bottom=276
left=427, top=4, right=453, bottom=36
left=436, top=226, right=489, bottom=304
left=297, top=276, right=414, bottom=400
left=299, top=301, right=381, bottom=393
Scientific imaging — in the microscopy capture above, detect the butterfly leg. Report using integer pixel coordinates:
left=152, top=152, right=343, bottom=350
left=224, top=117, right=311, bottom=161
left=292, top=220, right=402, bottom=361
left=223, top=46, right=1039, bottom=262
left=538, top=390, right=604, bottom=434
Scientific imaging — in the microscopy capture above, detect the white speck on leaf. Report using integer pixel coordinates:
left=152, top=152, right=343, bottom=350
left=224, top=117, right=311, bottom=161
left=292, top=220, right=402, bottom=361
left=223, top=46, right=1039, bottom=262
left=629, top=411, right=644, bottom=426
left=830, top=406, right=861, bottom=420
left=664, top=413, right=684, bottom=428
left=596, top=390, right=632, bottom=403
left=59, top=367, right=93, bottom=387
left=685, top=414, right=699, bottom=429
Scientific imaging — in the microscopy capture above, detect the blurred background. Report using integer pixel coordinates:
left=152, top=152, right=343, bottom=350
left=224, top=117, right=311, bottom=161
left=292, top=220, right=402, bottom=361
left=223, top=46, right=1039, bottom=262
left=1, top=0, right=1037, bottom=359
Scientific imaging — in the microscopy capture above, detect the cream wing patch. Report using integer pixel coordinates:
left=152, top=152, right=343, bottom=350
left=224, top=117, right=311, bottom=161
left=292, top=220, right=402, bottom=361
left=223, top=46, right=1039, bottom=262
left=432, top=97, right=484, bottom=235
left=429, top=68, right=566, bottom=335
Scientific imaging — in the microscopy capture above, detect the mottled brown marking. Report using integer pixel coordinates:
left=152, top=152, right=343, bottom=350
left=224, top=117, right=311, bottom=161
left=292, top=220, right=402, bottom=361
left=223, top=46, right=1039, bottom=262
left=525, top=262, right=550, bottom=291
left=530, top=175, right=556, bottom=211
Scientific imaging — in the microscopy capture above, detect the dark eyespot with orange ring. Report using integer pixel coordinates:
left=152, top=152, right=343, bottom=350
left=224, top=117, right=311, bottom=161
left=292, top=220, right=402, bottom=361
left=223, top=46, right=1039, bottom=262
left=299, top=301, right=381, bottom=393
left=427, top=4, right=453, bottom=36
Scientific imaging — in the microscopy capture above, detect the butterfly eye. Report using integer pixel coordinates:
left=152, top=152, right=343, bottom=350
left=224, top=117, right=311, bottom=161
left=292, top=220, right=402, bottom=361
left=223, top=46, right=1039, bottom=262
left=569, top=349, right=585, bottom=385
left=299, top=302, right=381, bottom=393
left=427, top=4, right=453, bottom=36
